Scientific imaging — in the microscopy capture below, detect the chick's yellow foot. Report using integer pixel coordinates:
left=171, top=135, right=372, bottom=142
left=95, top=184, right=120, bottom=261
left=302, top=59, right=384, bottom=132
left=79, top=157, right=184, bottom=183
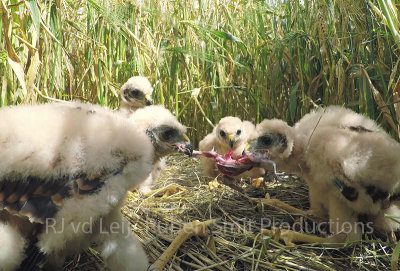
left=251, top=193, right=309, bottom=216
left=251, top=177, right=265, bottom=188
left=208, top=176, right=244, bottom=193
left=143, top=184, right=186, bottom=198
left=208, top=179, right=223, bottom=191
left=150, top=219, right=217, bottom=271
left=262, top=227, right=340, bottom=246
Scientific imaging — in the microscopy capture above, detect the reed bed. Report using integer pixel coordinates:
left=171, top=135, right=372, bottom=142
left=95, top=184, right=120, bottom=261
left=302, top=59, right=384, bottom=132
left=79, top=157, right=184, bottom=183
left=1, top=0, right=400, bottom=145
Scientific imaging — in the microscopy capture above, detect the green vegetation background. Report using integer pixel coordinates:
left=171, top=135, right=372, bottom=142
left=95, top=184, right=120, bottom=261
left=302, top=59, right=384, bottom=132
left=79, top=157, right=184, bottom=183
left=1, top=0, right=400, bottom=147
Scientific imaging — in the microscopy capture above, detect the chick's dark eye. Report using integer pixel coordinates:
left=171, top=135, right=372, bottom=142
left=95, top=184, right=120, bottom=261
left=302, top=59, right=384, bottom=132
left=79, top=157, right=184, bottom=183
left=163, top=129, right=177, bottom=141
left=128, top=88, right=140, bottom=97
left=236, top=129, right=241, bottom=135
left=220, top=130, right=226, bottom=137
left=260, top=135, right=273, bottom=146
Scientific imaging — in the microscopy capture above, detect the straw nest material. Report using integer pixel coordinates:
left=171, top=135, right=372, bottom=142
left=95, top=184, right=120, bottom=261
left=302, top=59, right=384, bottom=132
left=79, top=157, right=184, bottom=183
left=65, top=154, right=397, bottom=271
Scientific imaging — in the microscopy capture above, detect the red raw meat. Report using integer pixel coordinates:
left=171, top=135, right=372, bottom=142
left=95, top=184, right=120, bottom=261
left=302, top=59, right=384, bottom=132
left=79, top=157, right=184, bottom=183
left=193, top=150, right=280, bottom=177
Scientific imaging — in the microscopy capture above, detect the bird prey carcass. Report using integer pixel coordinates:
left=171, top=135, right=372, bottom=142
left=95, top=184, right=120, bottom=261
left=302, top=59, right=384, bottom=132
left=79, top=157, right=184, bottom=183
left=192, top=149, right=278, bottom=178
left=199, top=117, right=264, bottom=180
left=0, top=102, right=192, bottom=271
left=120, top=76, right=153, bottom=115
left=248, top=106, right=400, bottom=244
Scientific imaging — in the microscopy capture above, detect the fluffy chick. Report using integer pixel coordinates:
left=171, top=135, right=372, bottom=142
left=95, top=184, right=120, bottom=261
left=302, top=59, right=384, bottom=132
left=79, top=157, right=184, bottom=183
left=0, top=102, right=191, bottom=271
left=119, top=77, right=167, bottom=193
left=249, top=106, right=400, bottom=241
left=0, top=222, right=26, bottom=271
left=131, top=105, right=191, bottom=194
left=304, top=119, right=400, bottom=239
left=120, top=76, right=153, bottom=114
left=199, top=117, right=264, bottom=179
left=129, top=105, right=191, bottom=162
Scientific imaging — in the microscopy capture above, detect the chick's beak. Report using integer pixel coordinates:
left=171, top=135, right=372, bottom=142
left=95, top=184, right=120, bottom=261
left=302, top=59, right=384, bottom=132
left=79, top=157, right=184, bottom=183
left=145, top=94, right=152, bottom=106
left=242, top=143, right=251, bottom=155
left=184, top=141, right=193, bottom=156
left=228, top=134, right=235, bottom=148
left=183, top=133, right=193, bottom=156
left=245, top=139, right=258, bottom=153
left=172, top=133, right=193, bottom=156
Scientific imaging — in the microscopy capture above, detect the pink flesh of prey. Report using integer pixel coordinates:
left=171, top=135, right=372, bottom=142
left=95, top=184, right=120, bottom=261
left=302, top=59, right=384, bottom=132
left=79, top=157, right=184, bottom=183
left=193, top=150, right=281, bottom=177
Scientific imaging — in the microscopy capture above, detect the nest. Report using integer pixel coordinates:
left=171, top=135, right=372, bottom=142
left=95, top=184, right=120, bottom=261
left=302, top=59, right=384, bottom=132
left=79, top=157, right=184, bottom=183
left=65, top=154, right=396, bottom=270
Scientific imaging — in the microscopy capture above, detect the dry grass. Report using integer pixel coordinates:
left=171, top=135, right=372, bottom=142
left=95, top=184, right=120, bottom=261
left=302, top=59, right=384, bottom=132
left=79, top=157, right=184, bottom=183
left=65, top=154, right=396, bottom=270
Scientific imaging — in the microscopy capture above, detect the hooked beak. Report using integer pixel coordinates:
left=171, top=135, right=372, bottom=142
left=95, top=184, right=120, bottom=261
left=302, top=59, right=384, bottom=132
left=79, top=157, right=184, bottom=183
left=172, top=133, right=193, bottom=156
left=242, top=143, right=250, bottom=155
left=183, top=133, right=193, bottom=156
left=184, top=142, right=193, bottom=156
left=145, top=94, right=152, bottom=106
left=228, top=134, right=235, bottom=148
left=174, top=142, right=193, bottom=156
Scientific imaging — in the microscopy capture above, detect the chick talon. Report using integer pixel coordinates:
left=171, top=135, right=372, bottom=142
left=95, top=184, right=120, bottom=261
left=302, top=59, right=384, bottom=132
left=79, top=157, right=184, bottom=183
left=253, top=196, right=308, bottom=216
left=150, top=219, right=217, bottom=270
left=143, top=184, right=186, bottom=198
left=263, top=227, right=338, bottom=245
left=251, top=177, right=265, bottom=188
left=208, top=179, right=222, bottom=191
